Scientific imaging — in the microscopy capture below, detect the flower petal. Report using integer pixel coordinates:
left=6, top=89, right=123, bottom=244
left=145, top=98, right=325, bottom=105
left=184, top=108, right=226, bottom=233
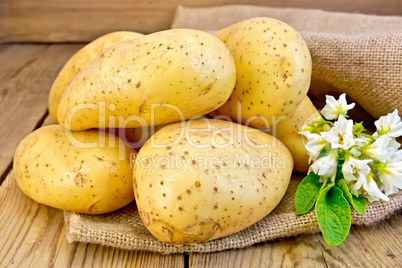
left=366, top=135, right=399, bottom=162
left=310, top=152, right=338, bottom=182
left=381, top=162, right=402, bottom=191
left=374, top=109, right=402, bottom=138
left=363, top=176, right=389, bottom=202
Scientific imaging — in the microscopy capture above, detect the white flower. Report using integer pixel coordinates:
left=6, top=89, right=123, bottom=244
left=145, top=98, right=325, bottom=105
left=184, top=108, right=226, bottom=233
left=347, top=174, right=388, bottom=203
left=299, top=132, right=327, bottom=162
left=361, top=174, right=389, bottom=203
left=342, top=156, right=390, bottom=202
left=391, top=150, right=402, bottom=161
left=350, top=135, right=371, bottom=157
left=299, top=116, right=327, bottom=134
left=350, top=147, right=362, bottom=157
left=378, top=156, right=402, bottom=196
left=342, top=155, right=372, bottom=193
left=348, top=176, right=364, bottom=197
left=354, top=135, right=371, bottom=147
left=321, top=115, right=355, bottom=150
left=374, top=109, right=402, bottom=138
left=320, top=93, right=355, bottom=120
left=365, top=135, right=400, bottom=162
left=309, top=150, right=338, bottom=182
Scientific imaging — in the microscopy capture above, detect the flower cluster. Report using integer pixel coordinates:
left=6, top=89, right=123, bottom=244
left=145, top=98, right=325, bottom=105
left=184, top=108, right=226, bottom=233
left=300, top=93, right=402, bottom=202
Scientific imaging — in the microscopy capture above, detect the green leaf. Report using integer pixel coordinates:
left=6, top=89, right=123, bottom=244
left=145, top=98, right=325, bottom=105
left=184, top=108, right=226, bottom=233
left=338, top=150, right=345, bottom=161
left=335, top=179, right=367, bottom=215
left=317, top=147, right=328, bottom=159
left=351, top=195, right=367, bottom=215
left=335, top=178, right=352, bottom=202
left=315, top=185, right=351, bottom=246
left=335, top=164, right=344, bottom=181
left=295, top=174, right=327, bottom=215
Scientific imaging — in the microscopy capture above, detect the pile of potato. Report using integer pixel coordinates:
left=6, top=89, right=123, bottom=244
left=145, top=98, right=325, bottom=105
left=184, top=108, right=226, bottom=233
left=14, top=17, right=321, bottom=244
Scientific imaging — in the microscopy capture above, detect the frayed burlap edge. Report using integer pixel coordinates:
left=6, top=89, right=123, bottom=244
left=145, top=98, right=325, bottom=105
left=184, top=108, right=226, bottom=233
left=64, top=177, right=402, bottom=254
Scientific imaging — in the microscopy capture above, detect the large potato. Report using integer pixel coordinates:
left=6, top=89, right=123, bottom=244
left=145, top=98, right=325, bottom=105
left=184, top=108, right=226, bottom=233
left=272, top=96, right=321, bottom=173
left=133, top=119, right=293, bottom=244
left=213, top=17, right=312, bottom=129
left=102, top=125, right=165, bottom=150
left=13, top=125, right=136, bottom=214
left=48, top=31, right=144, bottom=123
left=122, top=125, right=166, bottom=149
left=58, top=29, right=236, bottom=131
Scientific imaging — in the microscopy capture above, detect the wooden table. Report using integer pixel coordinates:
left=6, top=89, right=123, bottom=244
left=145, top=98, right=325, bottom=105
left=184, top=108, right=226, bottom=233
left=0, top=41, right=401, bottom=267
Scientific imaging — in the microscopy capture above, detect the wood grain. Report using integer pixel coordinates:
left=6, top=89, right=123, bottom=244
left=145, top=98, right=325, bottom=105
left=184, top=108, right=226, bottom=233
left=319, top=216, right=402, bottom=267
left=3, top=159, right=399, bottom=267
left=189, top=235, right=326, bottom=267
left=189, top=216, right=402, bottom=267
left=0, top=44, right=81, bottom=182
left=0, top=171, right=185, bottom=267
left=1, top=0, right=401, bottom=43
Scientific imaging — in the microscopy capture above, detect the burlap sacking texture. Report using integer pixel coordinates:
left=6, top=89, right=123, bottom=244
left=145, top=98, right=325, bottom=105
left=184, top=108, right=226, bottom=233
left=64, top=6, right=402, bottom=253
left=64, top=176, right=402, bottom=254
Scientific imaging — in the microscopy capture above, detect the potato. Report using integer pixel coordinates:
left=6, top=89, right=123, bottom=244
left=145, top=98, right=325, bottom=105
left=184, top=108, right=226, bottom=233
left=102, top=125, right=165, bottom=150
left=13, top=125, right=136, bottom=214
left=272, top=96, right=321, bottom=173
left=122, top=125, right=165, bottom=149
left=133, top=119, right=293, bottom=244
left=213, top=17, right=312, bottom=129
left=57, top=29, right=236, bottom=131
left=48, top=31, right=144, bottom=123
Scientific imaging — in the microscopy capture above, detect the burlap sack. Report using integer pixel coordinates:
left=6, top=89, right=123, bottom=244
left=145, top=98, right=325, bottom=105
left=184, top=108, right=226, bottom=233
left=64, top=6, right=402, bottom=253
left=64, top=175, right=402, bottom=254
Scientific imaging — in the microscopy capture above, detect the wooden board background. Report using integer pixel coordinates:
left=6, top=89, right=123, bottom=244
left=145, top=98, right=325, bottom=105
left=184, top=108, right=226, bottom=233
left=1, top=0, right=401, bottom=43
left=0, top=1, right=401, bottom=266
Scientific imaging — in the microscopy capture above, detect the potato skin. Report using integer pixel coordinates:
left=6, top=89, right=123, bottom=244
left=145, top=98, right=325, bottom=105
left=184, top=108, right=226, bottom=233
left=213, top=17, right=312, bottom=129
left=48, top=31, right=144, bottom=123
left=13, top=125, right=136, bottom=214
left=133, top=119, right=293, bottom=244
left=58, top=29, right=236, bottom=131
left=122, top=125, right=166, bottom=149
left=272, top=97, right=321, bottom=173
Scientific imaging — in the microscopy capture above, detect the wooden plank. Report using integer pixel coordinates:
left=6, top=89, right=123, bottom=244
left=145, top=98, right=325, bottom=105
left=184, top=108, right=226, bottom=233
left=0, top=171, right=185, bottom=267
left=0, top=44, right=82, bottom=182
left=189, top=235, right=326, bottom=267
left=1, top=0, right=401, bottom=43
left=319, top=215, right=402, bottom=267
left=189, top=215, right=402, bottom=267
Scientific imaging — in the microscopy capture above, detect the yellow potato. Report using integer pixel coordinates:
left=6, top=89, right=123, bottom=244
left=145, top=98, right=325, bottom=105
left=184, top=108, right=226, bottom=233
left=272, top=96, right=321, bottom=173
left=133, top=119, right=293, bottom=244
left=48, top=31, right=144, bottom=123
left=13, top=125, right=136, bottom=214
left=103, top=125, right=165, bottom=149
left=57, top=29, right=236, bottom=131
left=213, top=17, right=312, bottom=129
left=122, top=125, right=165, bottom=149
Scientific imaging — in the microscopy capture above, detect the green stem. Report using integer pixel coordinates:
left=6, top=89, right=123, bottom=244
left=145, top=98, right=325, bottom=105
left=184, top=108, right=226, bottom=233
left=354, top=132, right=373, bottom=139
